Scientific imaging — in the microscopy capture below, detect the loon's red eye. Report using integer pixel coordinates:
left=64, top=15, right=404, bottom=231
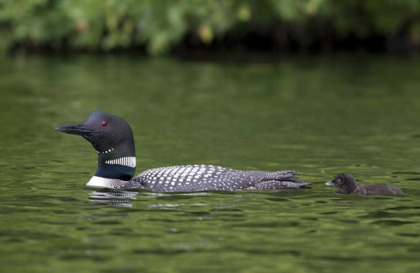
left=101, top=121, right=107, bottom=127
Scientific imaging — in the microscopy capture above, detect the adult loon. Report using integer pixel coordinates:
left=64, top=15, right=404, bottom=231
left=326, top=174, right=403, bottom=195
left=56, top=111, right=310, bottom=192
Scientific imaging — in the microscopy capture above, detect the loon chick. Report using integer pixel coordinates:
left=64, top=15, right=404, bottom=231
left=326, top=174, right=403, bottom=195
left=56, top=111, right=310, bottom=192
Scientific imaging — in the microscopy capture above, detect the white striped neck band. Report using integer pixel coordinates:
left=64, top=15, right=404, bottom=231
left=105, top=156, right=136, bottom=168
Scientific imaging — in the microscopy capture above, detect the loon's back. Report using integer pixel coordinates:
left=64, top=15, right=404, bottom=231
left=121, top=165, right=309, bottom=192
left=128, top=165, right=234, bottom=191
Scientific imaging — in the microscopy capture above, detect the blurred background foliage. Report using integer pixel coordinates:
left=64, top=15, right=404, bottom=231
left=0, top=0, right=419, bottom=55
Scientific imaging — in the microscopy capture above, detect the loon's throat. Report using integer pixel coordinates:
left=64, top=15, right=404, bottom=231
left=93, top=153, right=137, bottom=182
left=87, top=155, right=136, bottom=188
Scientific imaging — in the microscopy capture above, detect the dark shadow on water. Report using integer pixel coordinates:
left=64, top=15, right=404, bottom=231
left=392, top=171, right=420, bottom=175
left=371, top=220, right=417, bottom=226
left=404, top=177, right=420, bottom=181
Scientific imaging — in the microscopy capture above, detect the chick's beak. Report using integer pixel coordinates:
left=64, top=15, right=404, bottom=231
left=325, top=181, right=335, bottom=187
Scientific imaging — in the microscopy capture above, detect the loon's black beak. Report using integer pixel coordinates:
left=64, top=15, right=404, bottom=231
left=55, top=122, right=95, bottom=136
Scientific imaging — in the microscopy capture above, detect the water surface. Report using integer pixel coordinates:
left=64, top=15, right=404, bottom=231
left=0, top=55, right=420, bottom=273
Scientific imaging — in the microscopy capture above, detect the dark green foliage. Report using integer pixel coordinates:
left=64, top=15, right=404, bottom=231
left=0, top=0, right=419, bottom=55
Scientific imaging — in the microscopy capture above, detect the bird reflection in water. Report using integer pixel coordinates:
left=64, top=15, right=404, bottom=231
left=89, top=189, right=139, bottom=207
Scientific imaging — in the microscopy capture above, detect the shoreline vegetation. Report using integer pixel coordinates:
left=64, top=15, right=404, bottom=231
left=1, top=0, right=419, bottom=56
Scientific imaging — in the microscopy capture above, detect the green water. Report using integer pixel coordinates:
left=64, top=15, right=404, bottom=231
left=1, top=55, right=420, bottom=273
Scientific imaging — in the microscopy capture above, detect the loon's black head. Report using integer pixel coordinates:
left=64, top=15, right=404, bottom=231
left=56, top=111, right=136, bottom=186
left=325, top=173, right=357, bottom=194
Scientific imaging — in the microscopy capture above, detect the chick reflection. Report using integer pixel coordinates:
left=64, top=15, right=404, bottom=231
left=89, top=189, right=139, bottom=207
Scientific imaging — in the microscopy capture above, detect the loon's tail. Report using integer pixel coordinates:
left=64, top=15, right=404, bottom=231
left=255, top=179, right=311, bottom=190
left=260, top=170, right=311, bottom=188
left=279, top=180, right=312, bottom=188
